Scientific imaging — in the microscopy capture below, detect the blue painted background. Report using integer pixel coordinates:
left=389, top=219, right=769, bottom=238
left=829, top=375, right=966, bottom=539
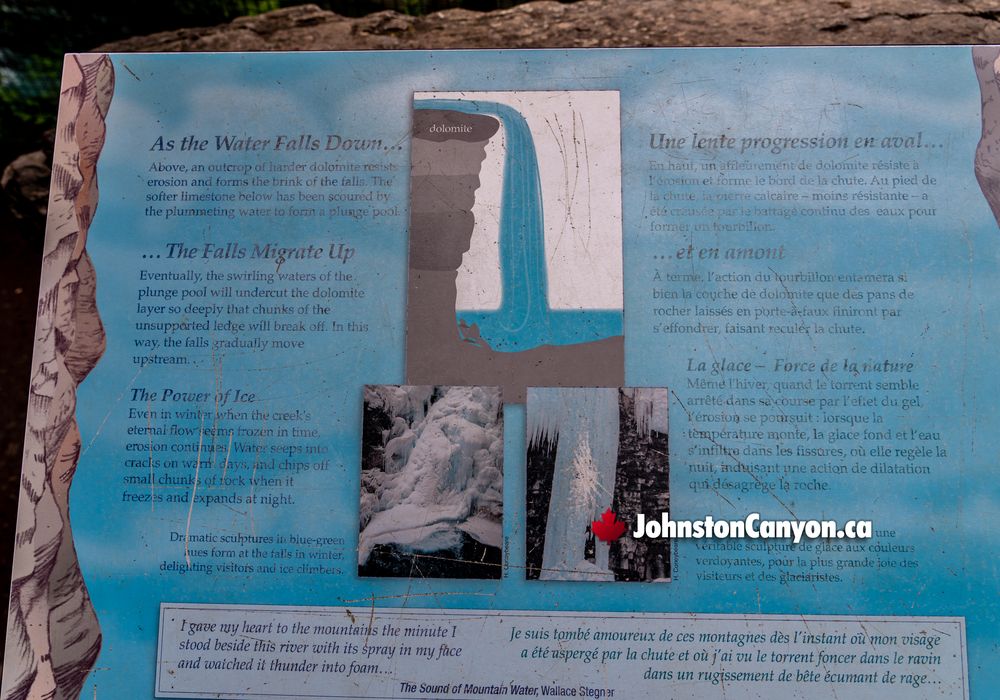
left=70, top=48, right=999, bottom=697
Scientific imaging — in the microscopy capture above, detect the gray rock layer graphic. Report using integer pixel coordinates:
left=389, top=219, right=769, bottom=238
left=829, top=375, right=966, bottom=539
left=2, top=54, right=111, bottom=700
left=406, top=108, right=624, bottom=403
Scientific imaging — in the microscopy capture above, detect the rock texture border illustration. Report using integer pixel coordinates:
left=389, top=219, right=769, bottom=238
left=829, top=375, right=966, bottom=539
left=974, top=46, right=1000, bottom=223
left=1, top=54, right=112, bottom=700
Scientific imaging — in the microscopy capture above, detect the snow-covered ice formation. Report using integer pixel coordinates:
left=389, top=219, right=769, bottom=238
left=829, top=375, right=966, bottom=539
left=359, top=386, right=503, bottom=577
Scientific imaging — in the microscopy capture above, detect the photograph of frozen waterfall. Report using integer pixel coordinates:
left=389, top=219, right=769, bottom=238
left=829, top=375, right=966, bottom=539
left=359, top=385, right=504, bottom=579
left=526, top=387, right=670, bottom=582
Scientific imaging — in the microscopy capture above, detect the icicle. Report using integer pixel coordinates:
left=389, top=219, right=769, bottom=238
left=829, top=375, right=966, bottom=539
left=532, top=388, right=619, bottom=581
left=569, top=432, right=596, bottom=511
left=632, top=388, right=669, bottom=440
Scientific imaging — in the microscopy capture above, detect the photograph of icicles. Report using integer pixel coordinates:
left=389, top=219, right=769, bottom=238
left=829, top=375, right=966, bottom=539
left=526, top=388, right=670, bottom=582
left=359, top=385, right=504, bottom=579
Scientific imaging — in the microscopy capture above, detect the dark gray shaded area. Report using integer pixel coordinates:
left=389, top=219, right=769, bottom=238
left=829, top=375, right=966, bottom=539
left=412, top=109, right=500, bottom=143
left=608, top=390, right=670, bottom=582
left=408, top=109, right=494, bottom=272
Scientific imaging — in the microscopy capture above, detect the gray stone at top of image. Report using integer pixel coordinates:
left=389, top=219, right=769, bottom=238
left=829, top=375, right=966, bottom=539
left=93, top=1, right=1000, bottom=53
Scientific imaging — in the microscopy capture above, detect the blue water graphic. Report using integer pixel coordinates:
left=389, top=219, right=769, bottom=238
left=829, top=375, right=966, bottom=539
left=415, top=98, right=622, bottom=352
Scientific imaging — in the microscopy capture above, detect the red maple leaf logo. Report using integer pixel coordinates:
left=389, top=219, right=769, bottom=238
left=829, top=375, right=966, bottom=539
left=591, top=509, right=626, bottom=542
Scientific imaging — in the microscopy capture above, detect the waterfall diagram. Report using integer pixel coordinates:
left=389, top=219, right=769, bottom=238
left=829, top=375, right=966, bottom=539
left=358, top=385, right=504, bottom=579
left=405, top=91, right=625, bottom=402
left=525, top=387, right=670, bottom=582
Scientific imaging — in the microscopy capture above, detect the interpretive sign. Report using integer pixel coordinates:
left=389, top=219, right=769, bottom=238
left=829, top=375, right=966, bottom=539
left=3, top=47, right=998, bottom=698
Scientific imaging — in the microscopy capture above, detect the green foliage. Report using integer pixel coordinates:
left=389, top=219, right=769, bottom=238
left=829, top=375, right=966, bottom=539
left=0, top=54, right=60, bottom=126
left=0, top=1, right=289, bottom=163
left=0, top=51, right=61, bottom=164
left=0, top=0, right=572, bottom=163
